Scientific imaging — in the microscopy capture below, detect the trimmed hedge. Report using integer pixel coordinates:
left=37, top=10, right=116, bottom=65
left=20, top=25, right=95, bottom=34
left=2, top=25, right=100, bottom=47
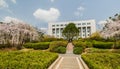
left=23, top=42, right=50, bottom=50
left=42, top=38, right=64, bottom=42
left=93, top=41, right=113, bottom=49
left=0, top=51, right=58, bottom=69
left=73, top=41, right=86, bottom=54
left=54, top=46, right=66, bottom=54
left=82, top=53, right=120, bottom=69
left=85, top=41, right=93, bottom=48
left=73, top=47, right=84, bottom=54
left=49, top=41, right=67, bottom=53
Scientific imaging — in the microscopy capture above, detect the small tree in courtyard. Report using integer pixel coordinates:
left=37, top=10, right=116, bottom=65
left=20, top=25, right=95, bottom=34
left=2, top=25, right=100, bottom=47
left=62, top=23, right=79, bottom=42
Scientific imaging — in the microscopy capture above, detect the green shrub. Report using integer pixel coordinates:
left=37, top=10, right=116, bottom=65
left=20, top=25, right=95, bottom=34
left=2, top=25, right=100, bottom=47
left=73, top=41, right=86, bottom=48
left=93, top=41, right=113, bottom=49
left=54, top=46, right=66, bottom=54
left=85, top=48, right=111, bottom=53
left=23, top=42, right=50, bottom=50
left=115, top=41, right=120, bottom=49
left=73, top=41, right=86, bottom=54
left=73, top=47, right=84, bottom=54
left=0, top=51, right=58, bottom=69
left=82, top=53, right=120, bottom=69
left=85, top=41, right=93, bottom=48
left=42, top=37, right=64, bottom=42
left=49, top=41, right=67, bottom=53
left=0, top=44, right=12, bottom=49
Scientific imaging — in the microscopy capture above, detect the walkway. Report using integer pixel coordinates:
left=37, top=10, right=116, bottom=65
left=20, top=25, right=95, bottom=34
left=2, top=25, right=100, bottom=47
left=48, top=43, right=89, bottom=69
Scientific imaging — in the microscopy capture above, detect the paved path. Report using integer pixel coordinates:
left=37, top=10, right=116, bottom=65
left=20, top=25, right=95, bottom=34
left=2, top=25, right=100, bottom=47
left=48, top=43, right=89, bottom=69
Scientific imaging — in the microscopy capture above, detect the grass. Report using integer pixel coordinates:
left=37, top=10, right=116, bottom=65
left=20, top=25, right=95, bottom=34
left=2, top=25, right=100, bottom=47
left=85, top=48, right=120, bottom=53
left=0, top=50, right=58, bottom=69
left=82, top=53, right=120, bottom=69
left=82, top=48, right=120, bottom=69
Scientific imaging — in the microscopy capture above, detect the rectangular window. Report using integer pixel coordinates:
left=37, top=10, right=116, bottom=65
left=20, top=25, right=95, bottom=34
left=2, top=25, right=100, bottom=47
left=61, top=24, right=63, bottom=26
left=52, top=25, right=55, bottom=27
left=82, top=23, right=86, bottom=25
left=87, top=23, right=91, bottom=25
left=78, top=23, right=81, bottom=25
left=56, top=25, right=59, bottom=26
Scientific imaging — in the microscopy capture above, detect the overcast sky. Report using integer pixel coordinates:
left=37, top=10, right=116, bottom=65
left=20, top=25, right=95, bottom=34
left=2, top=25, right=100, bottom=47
left=0, top=0, right=120, bottom=30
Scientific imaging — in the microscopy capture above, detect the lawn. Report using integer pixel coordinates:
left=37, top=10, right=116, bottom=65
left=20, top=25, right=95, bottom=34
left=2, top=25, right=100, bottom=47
left=0, top=50, right=58, bottom=69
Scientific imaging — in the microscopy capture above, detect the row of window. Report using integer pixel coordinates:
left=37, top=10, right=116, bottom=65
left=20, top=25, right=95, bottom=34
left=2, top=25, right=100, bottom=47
left=52, top=23, right=91, bottom=27
left=54, top=34, right=90, bottom=37
left=52, top=30, right=90, bottom=34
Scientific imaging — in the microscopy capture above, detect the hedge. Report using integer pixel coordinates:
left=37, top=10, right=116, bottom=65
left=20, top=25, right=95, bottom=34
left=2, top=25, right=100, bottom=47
left=115, top=41, right=120, bottom=49
left=54, top=46, right=66, bottom=54
left=23, top=42, right=50, bottom=50
left=73, top=47, right=84, bottom=54
left=73, top=41, right=86, bottom=54
left=0, top=44, right=12, bottom=49
left=49, top=41, right=67, bottom=53
left=93, top=41, right=113, bottom=49
left=82, top=53, right=120, bottom=69
left=0, top=51, right=58, bottom=69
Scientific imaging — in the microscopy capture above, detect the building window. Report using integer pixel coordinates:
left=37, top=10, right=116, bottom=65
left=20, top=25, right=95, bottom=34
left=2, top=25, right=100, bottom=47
left=83, top=34, right=85, bottom=36
left=87, top=30, right=90, bottom=32
left=56, top=28, right=59, bottom=33
left=52, top=29, right=55, bottom=34
left=82, top=23, right=86, bottom=25
left=52, top=25, right=55, bottom=27
left=87, top=23, right=91, bottom=25
left=78, top=23, right=81, bottom=25
left=56, top=25, right=59, bottom=26
left=61, top=24, right=63, bottom=26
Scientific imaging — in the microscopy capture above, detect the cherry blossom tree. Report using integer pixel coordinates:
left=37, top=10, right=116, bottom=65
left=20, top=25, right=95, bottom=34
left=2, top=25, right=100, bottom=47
left=101, top=14, right=120, bottom=48
left=0, top=17, right=40, bottom=49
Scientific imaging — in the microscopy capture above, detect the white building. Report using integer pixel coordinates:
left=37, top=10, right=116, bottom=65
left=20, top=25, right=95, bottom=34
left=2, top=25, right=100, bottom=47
left=48, top=19, right=96, bottom=38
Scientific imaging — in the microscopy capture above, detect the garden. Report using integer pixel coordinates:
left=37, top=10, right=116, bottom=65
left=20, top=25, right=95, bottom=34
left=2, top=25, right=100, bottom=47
left=0, top=50, right=58, bottom=69
left=0, top=13, right=120, bottom=69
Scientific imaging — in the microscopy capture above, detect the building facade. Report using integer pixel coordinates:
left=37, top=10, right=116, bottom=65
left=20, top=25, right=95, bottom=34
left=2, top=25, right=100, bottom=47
left=48, top=20, right=96, bottom=38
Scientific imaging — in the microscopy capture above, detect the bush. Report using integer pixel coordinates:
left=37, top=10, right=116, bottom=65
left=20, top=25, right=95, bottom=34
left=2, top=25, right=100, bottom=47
left=49, top=41, right=67, bottom=53
left=73, top=41, right=86, bottom=54
left=73, top=41, right=86, bottom=48
left=0, top=51, right=58, bottom=69
left=23, top=42, right=50, bottom=50
left=82, top=53, right=120, bottom=69
left=0, top=44, right=12, bottom=49
left=93, top=41, right=113, bottom=49
left=115, top=41, right=120, bottom=49
left=54, top=46, right=66, bottom=54
left=73, top=47, right=84, bottom=54
left=85, top=41, right=93, bottom=48
left=42, top=37, right=64, bottom=42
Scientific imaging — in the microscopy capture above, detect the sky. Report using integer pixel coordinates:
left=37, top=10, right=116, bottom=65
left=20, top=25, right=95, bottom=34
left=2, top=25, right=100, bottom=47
left=0, top=0, right=120, bottom=30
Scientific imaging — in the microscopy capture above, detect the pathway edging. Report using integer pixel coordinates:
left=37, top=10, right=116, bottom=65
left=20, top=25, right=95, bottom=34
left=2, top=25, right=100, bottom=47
left=48, top=43, right=89, bottom=69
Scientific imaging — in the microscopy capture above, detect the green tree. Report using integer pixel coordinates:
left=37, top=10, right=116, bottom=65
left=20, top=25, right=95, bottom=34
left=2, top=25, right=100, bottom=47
left=90, top=31, right=103, bottom=40
left=62, top=23, right=79, bottom=42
